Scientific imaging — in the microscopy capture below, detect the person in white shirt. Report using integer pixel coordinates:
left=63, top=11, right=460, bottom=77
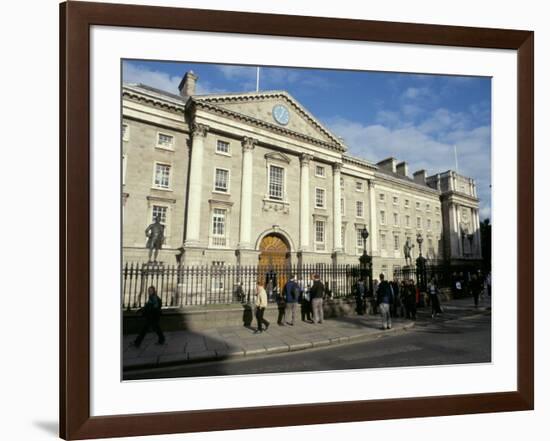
left=254, top=281, right=270, bottom=333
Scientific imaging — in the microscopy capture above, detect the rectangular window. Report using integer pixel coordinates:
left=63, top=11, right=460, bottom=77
left=393, top=196, right=399, bottom=205
left=157, top=132, right=174, bottom=149
left=216, top=140, right=230, bottom=154
left=427, top=218, right=432, bottom=230
left=393, top=213, right=399, bottom=226
left=122, top=123, right=129, bottom=141
left=380, top=233, right=386, bottom=250
left=341, top=198, right=345, bottom=215
left=214, top=168, right=229, bottom=193
left=394, top=235, right=400, bottom=251
left=436, top=220, right=441, bottom=231
left=356, top=200, right=364, bottom=217
left=315, top=221, right=325, bottom=245
left=426, top=203, right=431, bottom=211
left=315, top=165, right=326, bottom=177
left=268, top=165, right=284, bottom=200
left=405, top=199, right=410, bottom=207
left=428, top=238, right=434, bottom=256
left=416, top=201, right=421, bottom=209
left=211, top=208, right=227, bottom=247
left=356, top=229, right=363, bottom=248
left=380, top=210, right=386, bottom=225
left=152, top=205, right=167, bottom=224
left=356, top=181, right=364, bottom=192
left=154, top=163, right=171, bottom=189
left=379, top=193, right=385, bottom=202
left=417, top=217, right=422, bottom=229
left=315, top=188, right=326, bottom=208
left=405, top=215, right=410, bottom=227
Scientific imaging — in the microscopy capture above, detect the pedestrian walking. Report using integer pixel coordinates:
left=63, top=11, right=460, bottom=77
left=354, top=279, right=367, bottom=315
left=404, top=279, right=417, bottom=320
left=309, top=273, right=325, bottom=324
left=254, top=281, right=270, bottom=333
left=376, top=274, right=394, bottom=330
left=283, top=275, right=301, bottom=326
left=390, top=278, right=401, bottom=317
left=299, top=277, right=312, bottom=322
left=428, top=279, right=442, bottom=318
left=133, top=286, right=165, bottom=347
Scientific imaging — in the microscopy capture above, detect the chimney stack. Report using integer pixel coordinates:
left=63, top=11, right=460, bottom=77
left=413, top=170, right=427, bottom=185
left=396, top=161, right=409, bottom=177
left=376, top=157, right=397, bottom=173
left=178, top=71, right=198, bottom=97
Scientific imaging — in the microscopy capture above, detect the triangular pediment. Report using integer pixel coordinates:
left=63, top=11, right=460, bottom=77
left=264, top=151, right=291, bottom=164
left=192, top=91, right=346, bottom=151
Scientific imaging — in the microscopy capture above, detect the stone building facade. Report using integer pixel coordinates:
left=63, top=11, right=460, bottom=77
left=122, top=71, right=482, bottom=276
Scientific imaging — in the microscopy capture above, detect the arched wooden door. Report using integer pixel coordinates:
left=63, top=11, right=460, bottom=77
left=258, top=234, right=291, bottom=293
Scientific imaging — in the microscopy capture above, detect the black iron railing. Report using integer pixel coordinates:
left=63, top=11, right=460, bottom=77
left=122, top=262, right=361, bottom=310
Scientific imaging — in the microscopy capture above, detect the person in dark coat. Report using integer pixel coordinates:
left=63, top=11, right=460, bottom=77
left=471, top=274, right=482, bottom=307
left=428, top=279, right=443, bottom=318
left=134, top=286, right=165, bottom=347
left=404, top=279, right=417, bottom=320
left=355, top=279, right=367, bottom=315
left=283, top=275, right=301, bottom=326
left=376, top=274, right=394, bottom=330
left=309, top=273, right=325, bottom=324
left=390, top=278, right=401, bottom=317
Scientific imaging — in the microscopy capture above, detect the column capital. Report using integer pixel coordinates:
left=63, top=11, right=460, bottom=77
left=300, top=153, right=313, bottom=166
left=332, top=162, right=343, bottom=173
left=191, top=123, right=209, bottom=138
left=241, top=136, right=258, bottom=152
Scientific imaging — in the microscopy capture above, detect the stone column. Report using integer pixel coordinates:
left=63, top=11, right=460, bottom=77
left=332, top=163, right=343, bottom=252
left=238, top=137, right=257, bottom=249
left=368, top=180, right=378, bottom=254
left=299, top=153, right=312, bottom=251
left=473, top=208, right=482, bottom=257
left=453, top=203, right=463, bottom=257
left=184, top=123, right=209, bottom=247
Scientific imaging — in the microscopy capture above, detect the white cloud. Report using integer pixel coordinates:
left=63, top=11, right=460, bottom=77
left=122, top=63, right=182, bottom=94
left=402, top=86, right=430, bottom=100
left=122, top=63, right=227, bottom=95
left=326, top=111, right=492, bottom=219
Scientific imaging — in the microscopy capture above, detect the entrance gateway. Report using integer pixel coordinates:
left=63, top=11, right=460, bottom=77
left=258, top=233, right=291, bottom=292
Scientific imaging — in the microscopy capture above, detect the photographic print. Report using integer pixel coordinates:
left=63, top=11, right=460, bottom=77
left=121, top=61, right=492, bottom=381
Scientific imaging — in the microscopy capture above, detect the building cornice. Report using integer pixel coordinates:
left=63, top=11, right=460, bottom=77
left=189, top=99, right=345, bottom=153
left=123, top=85, right=186, bottom=115
left=192, top=91, right=345, bottom=150
left=374, top=171, right=441, bottom=197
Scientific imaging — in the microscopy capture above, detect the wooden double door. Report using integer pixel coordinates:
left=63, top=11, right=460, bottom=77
left=258, top=234, right=291, bottom=291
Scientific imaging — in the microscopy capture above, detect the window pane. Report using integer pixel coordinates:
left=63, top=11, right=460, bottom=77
left=152, top=205, right=167, bottom=224
left=154, top=164, right=170, bottom=188
left=315, top=188, right=325, bottom=207
left=216, top=140, right=229, bottom=153
left=269, top=166, right=284, bottom=200
left=214, top=168, right=229, bottom=192
left=315, top=221, right=325, bottom=243
left=158, top=133, right=173, bottom=147
left=356, top=201, right=363, bottom=217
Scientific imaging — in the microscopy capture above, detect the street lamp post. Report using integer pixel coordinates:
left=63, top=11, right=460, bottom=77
left=359, top=228, right=373, bottom=297
left=416, top=232, right=427, bottom=294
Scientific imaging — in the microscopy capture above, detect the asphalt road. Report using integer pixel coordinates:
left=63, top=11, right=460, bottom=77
left=125, top=308, right=491, bottom=380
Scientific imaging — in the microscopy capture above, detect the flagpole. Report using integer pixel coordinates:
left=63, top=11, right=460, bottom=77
left=454, top=144, right=459, bottom=174
left=256, top=67, right=260, bottom=92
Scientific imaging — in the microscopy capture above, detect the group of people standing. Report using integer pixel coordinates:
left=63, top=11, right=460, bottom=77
left=372, top=275, right=444, bottom=330
left=253, top=273, right=326, bottom=333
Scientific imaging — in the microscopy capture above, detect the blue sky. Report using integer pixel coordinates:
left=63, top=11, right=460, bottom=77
left=123, top=60, right=492, bottom=220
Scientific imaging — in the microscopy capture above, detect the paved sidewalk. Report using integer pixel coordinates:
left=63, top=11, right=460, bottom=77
left=123, top=315, right=415, bottom=370
left=123, top=295, right=491, bottom=371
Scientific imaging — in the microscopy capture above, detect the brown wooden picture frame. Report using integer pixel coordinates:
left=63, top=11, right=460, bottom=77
left=60, top=1, right=534, bottom=439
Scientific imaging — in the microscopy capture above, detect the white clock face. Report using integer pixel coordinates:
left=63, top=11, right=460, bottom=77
left=272, top=104, right=290, bottom=125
